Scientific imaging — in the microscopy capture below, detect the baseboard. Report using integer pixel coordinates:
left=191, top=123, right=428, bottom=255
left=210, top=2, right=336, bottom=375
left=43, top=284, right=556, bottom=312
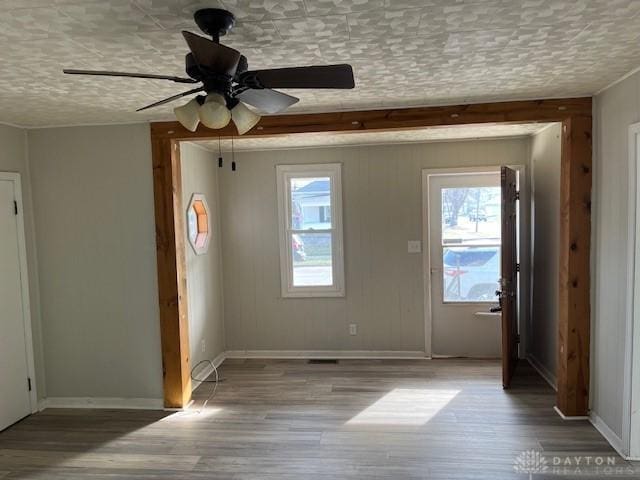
left=431, top=354, right=500, bottom=359
left=39, top=397, right=164, bottom=411
left=553, top=406, right=589, bottom=421
left=224, top=350, right=427, bottom=359
left=527, top=354, right=557, bottom=390
left=191, top=352, right=226, bottom=392
left=38, top=354, right=228, bottom=411
left=590, top=411, right=630, bottom=459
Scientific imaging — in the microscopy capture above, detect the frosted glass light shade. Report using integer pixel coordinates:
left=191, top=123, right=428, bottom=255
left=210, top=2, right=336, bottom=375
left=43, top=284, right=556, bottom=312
left=199, top=93, right=231, bottom=129
left=174, top=98, right=200, bottom=132
left=232, top=101, right=261, bottom=135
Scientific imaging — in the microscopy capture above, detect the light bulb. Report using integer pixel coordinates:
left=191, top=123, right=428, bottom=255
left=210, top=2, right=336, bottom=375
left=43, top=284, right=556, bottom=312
left=198, top=94, right=231, bottom=129
left=173, top=98, right=200, bottom=132
left=231, top=101, right=261, bottom=135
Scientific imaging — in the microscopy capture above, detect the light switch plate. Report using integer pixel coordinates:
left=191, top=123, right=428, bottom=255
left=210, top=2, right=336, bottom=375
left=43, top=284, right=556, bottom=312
left=408, top=240, right=422, bottom=253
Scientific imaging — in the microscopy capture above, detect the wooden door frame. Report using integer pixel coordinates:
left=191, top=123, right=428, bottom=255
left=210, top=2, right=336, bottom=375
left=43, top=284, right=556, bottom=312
left=150, top=97, right=592, bottom=415
left=421, top=165, right=528, bottom=361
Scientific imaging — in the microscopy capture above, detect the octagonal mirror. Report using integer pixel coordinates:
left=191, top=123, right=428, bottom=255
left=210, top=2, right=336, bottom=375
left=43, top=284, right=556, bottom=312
left=187, top=193, right=210, bottom=255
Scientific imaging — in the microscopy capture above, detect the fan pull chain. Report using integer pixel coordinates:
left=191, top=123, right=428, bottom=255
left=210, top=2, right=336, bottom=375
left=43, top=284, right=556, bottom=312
left=218, top=136, right=223, bottom=167
left=231, top=137, right=237, bottom=172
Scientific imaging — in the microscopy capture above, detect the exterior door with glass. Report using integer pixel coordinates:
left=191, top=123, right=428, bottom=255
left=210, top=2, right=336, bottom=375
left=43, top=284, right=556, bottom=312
left=428, top=172, right=502, bottom=357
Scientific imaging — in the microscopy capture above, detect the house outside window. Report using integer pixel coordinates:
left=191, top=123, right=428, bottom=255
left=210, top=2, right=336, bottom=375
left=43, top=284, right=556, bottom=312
left=276, top=164, right=344, bottom=297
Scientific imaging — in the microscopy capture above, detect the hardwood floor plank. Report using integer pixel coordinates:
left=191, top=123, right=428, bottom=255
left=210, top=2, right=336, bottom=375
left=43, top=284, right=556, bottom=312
left=0, top=359, right=637, bottom=479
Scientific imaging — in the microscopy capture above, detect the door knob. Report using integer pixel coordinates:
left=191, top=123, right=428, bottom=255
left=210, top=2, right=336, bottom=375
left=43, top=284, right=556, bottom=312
left=493, top=290, right=503, bottom=312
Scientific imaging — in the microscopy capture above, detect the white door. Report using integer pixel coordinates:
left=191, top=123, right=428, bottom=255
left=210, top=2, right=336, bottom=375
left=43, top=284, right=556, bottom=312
left=629, top=125, right=640, bottom=459
left=0, top=178, right=32, bottom=431
left=428, top=172, right=502, bottom=357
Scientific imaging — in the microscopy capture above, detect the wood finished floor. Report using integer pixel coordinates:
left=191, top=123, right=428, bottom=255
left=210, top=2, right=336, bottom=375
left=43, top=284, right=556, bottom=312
left=0, top=359, right=637, bottom=479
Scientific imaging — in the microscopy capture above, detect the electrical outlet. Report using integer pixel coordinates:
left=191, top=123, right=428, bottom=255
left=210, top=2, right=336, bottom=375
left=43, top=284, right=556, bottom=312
left=201, top=339, right=206, bottom=353
left=407, top=240, right=422, bottom=253
left=349, top=324, right=357, bottom=336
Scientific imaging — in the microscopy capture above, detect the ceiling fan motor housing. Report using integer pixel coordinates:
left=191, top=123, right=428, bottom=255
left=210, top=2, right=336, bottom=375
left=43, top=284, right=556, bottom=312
left=194, top=9, right=236, bottom=41
left=185, top=51, right=233, bottom=102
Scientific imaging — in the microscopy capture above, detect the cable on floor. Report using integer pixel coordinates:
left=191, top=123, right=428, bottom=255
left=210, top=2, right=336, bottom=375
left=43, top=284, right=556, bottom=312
left=190, top=359, right=222, bottom=412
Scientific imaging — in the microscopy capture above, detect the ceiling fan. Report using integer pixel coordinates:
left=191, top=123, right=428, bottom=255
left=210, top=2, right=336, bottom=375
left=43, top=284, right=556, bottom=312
left=63, top=8, right=355, bottom=134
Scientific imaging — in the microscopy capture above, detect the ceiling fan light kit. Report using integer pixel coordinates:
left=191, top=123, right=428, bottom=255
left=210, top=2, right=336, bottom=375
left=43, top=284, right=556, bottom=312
left=63, top=8, right=355, bottom=135
left=173, top=97, right=202, bottom=132
left=231, top=101, right=261, bottom=135
left=199, top=93, right=232, bottom=129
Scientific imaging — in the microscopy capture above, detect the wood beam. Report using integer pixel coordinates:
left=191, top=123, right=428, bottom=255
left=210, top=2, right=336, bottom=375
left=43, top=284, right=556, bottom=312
left=557, top=115, right=592, bottom=416
left=151, top=137, right=191, bottom=408
left=150, top=97, right=592, bottom=140
left=150, top=96, right=593, bottom=411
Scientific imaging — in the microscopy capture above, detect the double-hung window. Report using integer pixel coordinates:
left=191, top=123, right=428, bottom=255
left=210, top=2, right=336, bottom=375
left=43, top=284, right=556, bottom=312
left=276, top=164, right=344, bottom=297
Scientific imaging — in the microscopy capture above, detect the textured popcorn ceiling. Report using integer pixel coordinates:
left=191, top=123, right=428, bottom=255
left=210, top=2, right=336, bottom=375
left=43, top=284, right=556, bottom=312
left=193, top=123, right=553, bottom=151
left=1, top=0, right=639, bottom=127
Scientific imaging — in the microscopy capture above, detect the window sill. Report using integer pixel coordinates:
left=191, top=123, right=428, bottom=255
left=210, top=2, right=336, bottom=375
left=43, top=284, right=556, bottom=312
left=474, top=311, right=501, bottom=318
left=282, top=290, right=345, bottom=298
left=442, top=301, right=500, bottom=306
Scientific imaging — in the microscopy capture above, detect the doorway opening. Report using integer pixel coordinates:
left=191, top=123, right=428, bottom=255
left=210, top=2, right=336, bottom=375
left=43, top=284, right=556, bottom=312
left=422, top=166, right=525, bottom=387
left=150, top=98, right=591, bottom=411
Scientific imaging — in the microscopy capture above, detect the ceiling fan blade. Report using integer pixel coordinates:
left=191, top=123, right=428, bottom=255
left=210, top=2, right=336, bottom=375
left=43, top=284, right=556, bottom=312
left=63, top=69, right=197, bottom=84
left=136, top=86, right=205, bottom=112
left=240, top=64, right=355, bottom=89
left=182, top=31, right=241, bottom=77
left=236, top=89, right=299, bottom=114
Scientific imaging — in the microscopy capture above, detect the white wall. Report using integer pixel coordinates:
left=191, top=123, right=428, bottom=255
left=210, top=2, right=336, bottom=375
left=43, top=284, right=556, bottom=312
left=528, top=123, right=562, bottom=387
left=180, top=142, right=225, bottom=377
left=218, top=138, right=529, bottom=353
left=592, top=70, right=640, bottom=453
left=27, top=124, right=163, bottom=401
left=0, top=124, right=45, bottom=399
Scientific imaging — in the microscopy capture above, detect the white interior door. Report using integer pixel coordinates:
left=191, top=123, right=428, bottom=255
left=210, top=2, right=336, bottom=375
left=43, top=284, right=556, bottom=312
left=629, top=125, right=640, bottom=459
left=428, top=172, right=502, bottom=357
left=0, top=178, right=32, bottom=431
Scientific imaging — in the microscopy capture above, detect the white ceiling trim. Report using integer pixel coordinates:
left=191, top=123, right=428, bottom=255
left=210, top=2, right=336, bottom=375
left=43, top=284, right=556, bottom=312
left=0, top=120, right=29, bottom=130
left=594, top=63, right=640, bottom=96
left=11, top=120, right=152, bottom=131
left=530, top=121, right=560, bottom=136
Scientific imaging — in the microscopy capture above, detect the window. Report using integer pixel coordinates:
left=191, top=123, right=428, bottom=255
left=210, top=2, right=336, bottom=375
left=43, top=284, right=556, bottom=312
left=276, top=164, right=344, bottom=297
left=441, top=186, right=501, bottom=302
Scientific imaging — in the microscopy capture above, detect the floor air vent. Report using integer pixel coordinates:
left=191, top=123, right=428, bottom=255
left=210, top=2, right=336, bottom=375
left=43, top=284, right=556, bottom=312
left=307, top=359, right=339, bottom=364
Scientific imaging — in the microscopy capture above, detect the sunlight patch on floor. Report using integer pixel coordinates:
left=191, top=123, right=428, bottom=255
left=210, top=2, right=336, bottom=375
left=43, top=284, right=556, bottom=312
left=160, top=407, right=224, bottom=422
left=346, top=389, right=460, bottom=426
